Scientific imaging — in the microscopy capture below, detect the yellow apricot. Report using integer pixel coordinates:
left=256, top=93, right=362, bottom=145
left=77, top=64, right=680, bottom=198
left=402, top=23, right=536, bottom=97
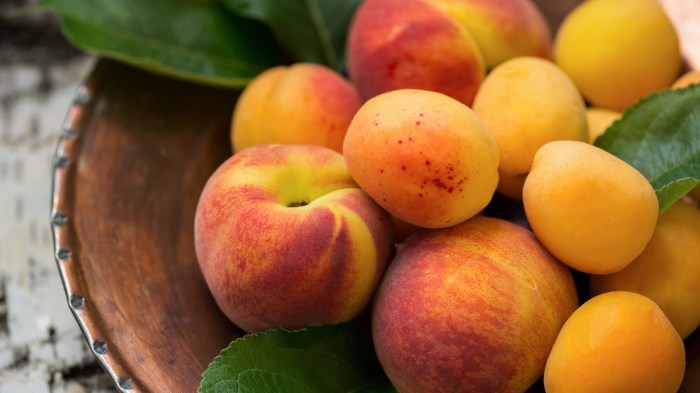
left=523, top=141, right=658, bottom=274
left=472, top=57, right=588, bottom=200
left=590, top=199, right=700, bottom=338
left=544, top=291, right=685, bottom=393
left=585, top=108, right=621, bottom=144
left=554, top=0, right=681, bottom=111
left=672, top=70, right=700, bottom=89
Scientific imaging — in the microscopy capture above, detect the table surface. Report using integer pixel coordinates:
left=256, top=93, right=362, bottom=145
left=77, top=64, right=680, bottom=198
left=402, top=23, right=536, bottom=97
left=0, top=3, right=118, bottom=391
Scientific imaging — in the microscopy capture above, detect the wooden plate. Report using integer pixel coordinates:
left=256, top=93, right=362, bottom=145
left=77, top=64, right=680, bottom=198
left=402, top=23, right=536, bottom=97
left=51, top=59, right=244, bottom=392
left=50, top=1, right=700, bottom=390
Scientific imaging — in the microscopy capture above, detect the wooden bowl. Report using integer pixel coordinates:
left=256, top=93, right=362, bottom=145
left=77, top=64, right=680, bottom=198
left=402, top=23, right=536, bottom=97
left=50, top=1, right=700, bottom=391
left=51, top=59, right=243, bottom=392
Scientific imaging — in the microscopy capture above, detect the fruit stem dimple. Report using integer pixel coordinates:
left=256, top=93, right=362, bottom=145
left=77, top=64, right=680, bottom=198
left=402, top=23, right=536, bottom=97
left=288, top=200, right=310, bottom=208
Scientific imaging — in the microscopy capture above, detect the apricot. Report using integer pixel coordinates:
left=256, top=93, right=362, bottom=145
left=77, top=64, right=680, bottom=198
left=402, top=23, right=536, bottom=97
left=230, top=63, right=361, bottom=154
left=523, top=141, right=658, bottom=274
left=346, top=0, right=485, bottom=106
left=554, top=0, right=681, bottom=111
left=343, top=89, right=500, bottom=228
left=544, top=291, right=685, bottom=393
left=585, top=108, right=621, bottom=144
left=472, top=57, right=588, bottom=200
left=373, top=216, right=578, bottom=393
left=590, top=199, right=700, bottom=338
left=672, top=69, right=700, bottom=89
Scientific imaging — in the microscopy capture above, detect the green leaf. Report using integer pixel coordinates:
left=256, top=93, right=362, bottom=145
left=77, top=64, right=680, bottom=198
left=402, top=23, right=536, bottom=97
left=218, top=0, right=362, bottom=71
left=595, top=84, right=700, bottom=213
left=34, top=0, right=284, bottom=88
left=198, top=323, right=397, bottom=393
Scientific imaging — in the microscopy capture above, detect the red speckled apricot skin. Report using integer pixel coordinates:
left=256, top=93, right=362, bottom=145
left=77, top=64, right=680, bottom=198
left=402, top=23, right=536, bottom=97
left=343, top=89, right=499, bottom=229
left=372, top=216, right=578, bottom=393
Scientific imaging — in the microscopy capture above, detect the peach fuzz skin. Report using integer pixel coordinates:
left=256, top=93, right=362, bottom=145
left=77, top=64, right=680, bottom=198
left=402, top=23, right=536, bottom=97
left=194, top=144, right=394, bottom=333
left=230, top=63, right=361, bottom=154
left=346, top=0, right=485, bottom=106
left=372, top=216, right=578, bottom=393
left=343, top=89, right=500, bottom=229
left=428, top=0, right=552, bottom=69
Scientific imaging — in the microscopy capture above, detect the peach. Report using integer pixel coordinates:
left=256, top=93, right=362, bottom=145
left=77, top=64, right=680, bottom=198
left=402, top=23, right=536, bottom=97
left=428, top=0, right=552, bottom=69
left=343, top=89, right=500, bottom=228
left=472, top=56, right=588, bottom=200
left=544, top=291, right=685, bottom=393
left=230, top=63, right=361, bottom=154
left=346, top=0, right=486, bottom=106
left=523, top=141, right=659, bottom=274
left=372, top=216, right=578, bottom=393
left=590, top=199, right=700, bottom=339
left=194, top=144, right=393, bottom=333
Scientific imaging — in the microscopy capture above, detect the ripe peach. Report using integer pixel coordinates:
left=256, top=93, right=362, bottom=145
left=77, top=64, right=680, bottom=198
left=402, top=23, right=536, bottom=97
left=230, top=63, right=361, bottom=154
left=590, top=199, right=700, bottom=339
left=523, top=141, right=658, bottom=274
left=372, top=216, right=578, bottom=393
left=343, top=89, right=500, bottom=228
left=544, top=291, right=685, bottom=393
left=472, top=57, right=588, bottom=200
left=346, top=0, right=486, bottom=106
left=429, top=0, right=552, bottom=69
left=194, top=144, right=393, bottom=333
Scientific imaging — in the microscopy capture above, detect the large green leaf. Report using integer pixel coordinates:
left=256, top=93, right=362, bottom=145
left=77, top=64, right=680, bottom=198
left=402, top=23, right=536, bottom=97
left=595, top=84, right=700, bottom=213
left=34, top=0, right=284, bottom=87
left=198, top=323, right=397, bottom=393
left=218, top=0, right=362, bottom=71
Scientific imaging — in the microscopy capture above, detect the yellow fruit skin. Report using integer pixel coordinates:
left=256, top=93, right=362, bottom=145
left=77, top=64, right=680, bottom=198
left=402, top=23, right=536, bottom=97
left=427, top=0, right=552, bottom=69
left=523, top=141, right=658, bottom=274
left=554, top=0, right=681, bottom=111
left=585, top=108, right=621, bottom=144
left=544, top=291, right=685, bottom=393
left=591, top=199, right=700, bottom=339
left=672, top=70, right=700, bottom=89
left=472, top=57, right=588, bottom=200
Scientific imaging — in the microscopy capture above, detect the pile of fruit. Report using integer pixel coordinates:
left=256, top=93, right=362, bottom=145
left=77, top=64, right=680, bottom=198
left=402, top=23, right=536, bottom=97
left=194, top=0, right=700, bottom=391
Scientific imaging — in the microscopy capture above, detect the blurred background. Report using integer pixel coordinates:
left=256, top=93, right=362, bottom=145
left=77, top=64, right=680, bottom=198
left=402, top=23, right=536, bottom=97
left=0, top=0, right=116, bottom=391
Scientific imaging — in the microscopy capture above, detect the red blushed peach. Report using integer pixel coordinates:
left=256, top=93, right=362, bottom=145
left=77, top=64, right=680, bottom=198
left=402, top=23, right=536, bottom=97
left=372, top=216, right=578, bottom=393
left=231, top=63, right=361, bottom=154
left=343, top=89, right=499, bottom=229
left=194, top=144, right=394, bottom=333
left=346, top=0, right=485, bottom=106
left=428, top=0, right=552, bottom=69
